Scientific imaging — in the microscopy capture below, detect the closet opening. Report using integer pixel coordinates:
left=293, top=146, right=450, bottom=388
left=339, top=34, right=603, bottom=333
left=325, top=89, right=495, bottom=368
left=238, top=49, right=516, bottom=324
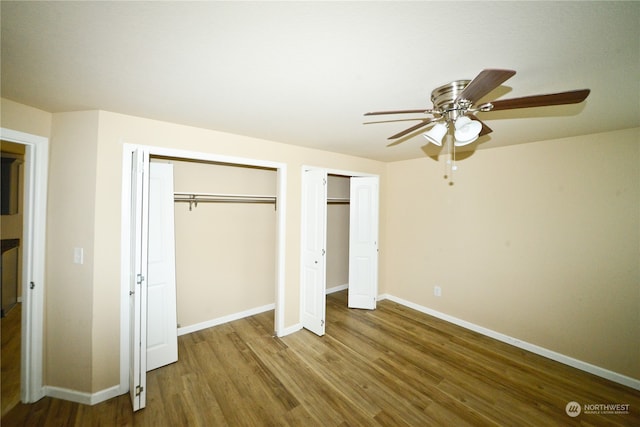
left=122, top=144, right=287, bottom=411
left=300, top=167, right=379, bottom=337
left=326, top=174, right=351, bottom=296
left=152, top=156, right=279, bottom=337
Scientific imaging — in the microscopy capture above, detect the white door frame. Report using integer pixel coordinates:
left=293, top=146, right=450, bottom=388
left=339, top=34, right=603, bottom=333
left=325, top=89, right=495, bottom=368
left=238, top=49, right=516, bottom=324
left=1, top=128, right=48, bottom=403
left=299, top=166, right=379, bottom=332
left=120, top=143, right=287, bottom=394
left=128, top=147, right=149, bottom=410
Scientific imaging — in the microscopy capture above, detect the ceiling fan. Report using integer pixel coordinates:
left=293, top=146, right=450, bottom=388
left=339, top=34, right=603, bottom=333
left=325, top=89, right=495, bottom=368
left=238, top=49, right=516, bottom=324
left=365, top=69, right=590, bottom=147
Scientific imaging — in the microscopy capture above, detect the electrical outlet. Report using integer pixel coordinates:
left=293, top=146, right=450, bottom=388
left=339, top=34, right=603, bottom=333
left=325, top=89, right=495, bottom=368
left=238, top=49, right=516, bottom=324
left=434, top=286, right=442, bottom=297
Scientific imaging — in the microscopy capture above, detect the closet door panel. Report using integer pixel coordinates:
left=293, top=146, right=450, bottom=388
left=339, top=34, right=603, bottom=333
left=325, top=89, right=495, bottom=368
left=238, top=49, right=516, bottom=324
left=348, top=176, right=379, bottom=310
left=146, top=162, right=178, bottom=371
left=301, top=168, right=327, bottom=336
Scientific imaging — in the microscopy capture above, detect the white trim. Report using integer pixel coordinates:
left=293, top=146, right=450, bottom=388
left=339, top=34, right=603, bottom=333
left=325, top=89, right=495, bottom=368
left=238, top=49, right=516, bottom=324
left=119, top=144, right=134, bottom=395
left=327, top=284, right=348, bottom=294
left=274, top=164, right=287, bottom=337
left=379, top=293, right=640, bottom=391
left=279, top=323, right=303, bottom=337
left=1, top=128, right=48, bottom=403
left=44, top=384, right=121, bottom=406
left=120, top=143, right=287, bottom=393
left=177, top=303, right=275, bottom=336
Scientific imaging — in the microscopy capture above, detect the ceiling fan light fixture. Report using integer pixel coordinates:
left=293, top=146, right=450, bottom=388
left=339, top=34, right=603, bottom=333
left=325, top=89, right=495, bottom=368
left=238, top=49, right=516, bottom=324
left=454, top=116, right=482, bottom=146
left=423, top=122, right=448, bottom=146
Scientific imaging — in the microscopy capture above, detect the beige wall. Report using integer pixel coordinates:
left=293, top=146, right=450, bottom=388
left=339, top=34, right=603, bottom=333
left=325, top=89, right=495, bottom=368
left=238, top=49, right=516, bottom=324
left=384, top=128, right=640, bottom=379
left=1, top=98, right=52, bottom=138
left=47, top=111, right=100, bottom=391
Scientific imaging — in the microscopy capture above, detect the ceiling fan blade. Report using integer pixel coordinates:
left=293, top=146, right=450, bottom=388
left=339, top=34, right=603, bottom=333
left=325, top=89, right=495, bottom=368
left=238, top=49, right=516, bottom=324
left=365, top=109, right=431, bottom=116
left=488, top=89, right=590, bottom=111
left=388, top=119, right=437, bottom=140
left=455, top=69, right=516, bottom=104
left=364, top=118, right=426, bottom=125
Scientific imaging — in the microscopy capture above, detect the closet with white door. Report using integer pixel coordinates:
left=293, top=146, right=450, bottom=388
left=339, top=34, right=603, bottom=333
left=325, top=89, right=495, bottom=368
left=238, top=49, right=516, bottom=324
left=150, top=157, right=277, bottom=333
left=326, top=174, right=350, bottom=293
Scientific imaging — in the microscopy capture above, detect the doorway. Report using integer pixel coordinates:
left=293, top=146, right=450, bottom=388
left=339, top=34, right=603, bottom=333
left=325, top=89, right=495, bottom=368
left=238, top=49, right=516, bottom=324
left=0, top=128, right=49, bottom=409
left=326, top=174, right=351, bottom=295
left=1, top=141, right=25, bottom=416
left=121, top=144, right=287, bottom=411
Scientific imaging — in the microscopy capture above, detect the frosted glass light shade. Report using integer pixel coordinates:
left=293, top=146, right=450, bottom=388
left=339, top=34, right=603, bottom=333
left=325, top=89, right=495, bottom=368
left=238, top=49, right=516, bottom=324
left=423, top=123, right=448, bottom=146
left=454, top=116, right=482, bottom=146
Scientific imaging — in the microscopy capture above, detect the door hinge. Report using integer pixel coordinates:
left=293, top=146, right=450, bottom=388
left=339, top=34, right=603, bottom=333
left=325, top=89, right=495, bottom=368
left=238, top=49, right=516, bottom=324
left=30, top=281, right=35, bottom=290
left=321, top=319, right=325, bottom=327
left=136, top=274, right=145, bottom=284
left=135, top=385, right=144, bottom=396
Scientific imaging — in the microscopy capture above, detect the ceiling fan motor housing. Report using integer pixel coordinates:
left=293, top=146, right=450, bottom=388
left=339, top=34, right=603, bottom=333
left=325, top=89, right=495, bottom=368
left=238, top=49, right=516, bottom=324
left=431, top=80, right=472, bottom=121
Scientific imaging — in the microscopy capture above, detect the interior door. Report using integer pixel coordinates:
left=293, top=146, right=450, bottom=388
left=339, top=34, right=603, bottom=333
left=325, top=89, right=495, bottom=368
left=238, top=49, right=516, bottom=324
left=348, top=176, right=379, bottom=309
left=146, top=162, right=178, bottom=371
left=129, top=148, right=149, bottom=411
left=301, top=168, right=327, bottom=336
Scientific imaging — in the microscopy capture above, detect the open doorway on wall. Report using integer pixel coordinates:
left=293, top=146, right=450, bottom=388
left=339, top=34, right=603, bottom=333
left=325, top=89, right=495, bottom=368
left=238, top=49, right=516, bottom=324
left=153, top=156, right=279, bottom=338
left=326, top=174, right=351, bottom=295
left=0, top=129, right=48, bottom=413
left=1, top=141, right=25, bottom=416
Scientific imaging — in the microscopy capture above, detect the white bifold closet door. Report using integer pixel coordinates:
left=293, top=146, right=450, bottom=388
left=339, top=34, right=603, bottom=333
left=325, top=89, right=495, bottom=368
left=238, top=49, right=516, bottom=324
left=348, top=176, right=379, bottom=309
left=129, top=149, right=149, bottom=411
left=129, top=153, right=178, bottom=412
left=146, top=162, right=178, bottom=371
left=301, top=168, right=327, bottom=336
left=301, top=170, right=379, bottom=337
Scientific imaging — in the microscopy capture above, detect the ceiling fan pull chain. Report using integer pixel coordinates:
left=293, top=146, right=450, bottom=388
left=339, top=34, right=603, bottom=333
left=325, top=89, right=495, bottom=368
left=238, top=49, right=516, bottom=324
left=450, top=140, right=456, bottom=186
left=443, top=139, right=450, bottom=181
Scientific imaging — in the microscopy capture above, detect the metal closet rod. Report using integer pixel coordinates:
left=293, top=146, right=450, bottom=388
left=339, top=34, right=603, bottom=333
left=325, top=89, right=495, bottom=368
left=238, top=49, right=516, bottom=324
left=174, top=192, right=349, bottom=212
left=174, top=192, right=277, bottom=211
left=327, top=197, right=350, bottom=204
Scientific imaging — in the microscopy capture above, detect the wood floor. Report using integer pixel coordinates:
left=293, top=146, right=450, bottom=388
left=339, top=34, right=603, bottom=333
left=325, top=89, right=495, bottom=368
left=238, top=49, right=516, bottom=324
left=1, top=302, right=21, bottom=418
left=2, top=291, right=639, bottom=426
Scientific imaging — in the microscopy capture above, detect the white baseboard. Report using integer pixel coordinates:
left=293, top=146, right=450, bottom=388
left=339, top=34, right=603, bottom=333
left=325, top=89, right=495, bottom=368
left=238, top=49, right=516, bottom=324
left=378, top=293, right=640, bottom=391
left=278, top=322, right=303, bottom=337
left=44, top=384, right=122, bottom=406
left=327, top=284, right=348, bottom=294
left=177, top=303, right=275, bottom=336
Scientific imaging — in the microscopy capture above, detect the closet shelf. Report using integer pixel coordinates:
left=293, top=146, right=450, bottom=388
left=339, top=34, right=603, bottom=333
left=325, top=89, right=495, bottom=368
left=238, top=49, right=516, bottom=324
left=174, top=192, right=277, bottom=211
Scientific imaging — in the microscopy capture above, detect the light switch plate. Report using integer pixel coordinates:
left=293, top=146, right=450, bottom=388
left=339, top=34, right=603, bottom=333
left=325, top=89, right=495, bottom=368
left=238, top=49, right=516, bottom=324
left=74, top=247, right=84, bottom=264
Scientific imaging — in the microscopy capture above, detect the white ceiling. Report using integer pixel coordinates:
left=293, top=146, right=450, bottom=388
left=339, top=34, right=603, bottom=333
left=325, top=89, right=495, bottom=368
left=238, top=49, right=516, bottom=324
left=2, top=1, right=638, bottom=162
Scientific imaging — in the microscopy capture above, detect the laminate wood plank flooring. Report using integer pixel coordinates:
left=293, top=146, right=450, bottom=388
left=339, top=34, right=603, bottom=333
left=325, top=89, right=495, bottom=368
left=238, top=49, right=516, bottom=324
left=2, top=291, right=639, bottom=426
left=1, top=303, right=21, bottom=418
